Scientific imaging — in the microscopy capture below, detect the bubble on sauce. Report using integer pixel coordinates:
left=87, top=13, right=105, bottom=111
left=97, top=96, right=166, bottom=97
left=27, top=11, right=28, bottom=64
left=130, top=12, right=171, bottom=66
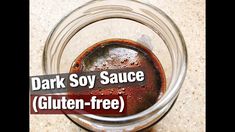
left=118, top=88, right=125, bottom=95
left=118, top=91, right=123, bottom=95
left=120, top=58, right=129, bottom=64
left=109, top=89, right=113, bottom=95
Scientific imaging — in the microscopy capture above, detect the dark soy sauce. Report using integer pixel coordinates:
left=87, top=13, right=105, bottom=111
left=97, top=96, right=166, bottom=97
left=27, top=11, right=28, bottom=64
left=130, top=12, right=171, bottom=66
left=70, top=39, right=166, bottom=116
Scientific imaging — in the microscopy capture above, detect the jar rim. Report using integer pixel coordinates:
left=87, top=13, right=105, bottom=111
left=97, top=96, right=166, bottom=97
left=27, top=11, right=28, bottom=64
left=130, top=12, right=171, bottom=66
left=43, top=0, right=187, bottom=127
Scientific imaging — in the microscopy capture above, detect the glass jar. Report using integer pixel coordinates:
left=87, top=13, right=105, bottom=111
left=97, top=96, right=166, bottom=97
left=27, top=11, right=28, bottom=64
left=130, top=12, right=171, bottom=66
left=43, top=0, right=187, bottom=131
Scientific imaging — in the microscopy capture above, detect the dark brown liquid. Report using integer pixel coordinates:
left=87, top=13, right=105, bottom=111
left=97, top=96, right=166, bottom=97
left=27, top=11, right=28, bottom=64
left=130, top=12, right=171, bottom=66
left=70, top=39, right=166, bottom=116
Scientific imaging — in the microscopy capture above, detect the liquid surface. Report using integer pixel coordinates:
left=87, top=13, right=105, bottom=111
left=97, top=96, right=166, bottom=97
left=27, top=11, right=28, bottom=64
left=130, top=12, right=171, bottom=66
left=70, top=39, right=166, bottom=116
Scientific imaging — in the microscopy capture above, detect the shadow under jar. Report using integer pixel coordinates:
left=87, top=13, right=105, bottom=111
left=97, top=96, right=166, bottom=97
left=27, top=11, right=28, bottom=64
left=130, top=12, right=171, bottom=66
left=43, top=0, right=187, bottom=131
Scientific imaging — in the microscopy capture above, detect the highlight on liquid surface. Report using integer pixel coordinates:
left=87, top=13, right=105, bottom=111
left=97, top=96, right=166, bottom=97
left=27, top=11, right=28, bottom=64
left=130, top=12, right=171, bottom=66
left=69, top=39, right=166, bottom=116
